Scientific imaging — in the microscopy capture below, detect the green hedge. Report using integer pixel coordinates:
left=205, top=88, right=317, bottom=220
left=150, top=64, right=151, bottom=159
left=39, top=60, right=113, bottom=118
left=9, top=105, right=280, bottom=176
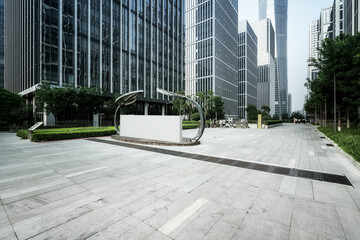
left=16, top=129, right=28, bottom=139
left=182, top=124, right=199, bottom=130
left=264, top=120, right=283, bottom=125
left=31, top=126, right=116, bottom=142
left=183, top=121, right=212, bottom=125
left=318, top=126, right=360, bottom=162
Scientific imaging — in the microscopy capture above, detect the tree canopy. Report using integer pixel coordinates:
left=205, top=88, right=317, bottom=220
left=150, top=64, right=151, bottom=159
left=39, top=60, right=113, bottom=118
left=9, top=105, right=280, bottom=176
left=305, top=33, right=360, bottom=127
left=0, top=87, right=32, bottom=129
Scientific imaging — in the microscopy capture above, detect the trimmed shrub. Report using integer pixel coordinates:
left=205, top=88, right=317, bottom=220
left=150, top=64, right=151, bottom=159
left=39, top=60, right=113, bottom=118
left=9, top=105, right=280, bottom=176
left=264, top=120, right=283, bottom=125
left=182, top=124, right=198, bottom=130
left=183, top=121, right=211, bottom=125
left=190, top=113, right=200, bottom=121
left=16, top=129, right=28, bottom=139
left=31, top=127, right=116, bottom=142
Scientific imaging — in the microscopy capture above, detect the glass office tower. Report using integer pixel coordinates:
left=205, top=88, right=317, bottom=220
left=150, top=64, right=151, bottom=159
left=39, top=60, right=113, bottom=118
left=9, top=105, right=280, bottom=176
left=344, top=0, right=359, bottom=35
left=0, top=0, right=3, bottom=88
left=308, top=19, right=320, bottom=83
left=185, top=0, right=238, bottom=117
left=320, top=7, right=334, bottom=40
left=238, top=20, right=257, bottom=119
left=259, top=0, right=288, bottom=115
left=5, top=0, right=184, bottom=110
left=251, top=19, right=276, bottom=116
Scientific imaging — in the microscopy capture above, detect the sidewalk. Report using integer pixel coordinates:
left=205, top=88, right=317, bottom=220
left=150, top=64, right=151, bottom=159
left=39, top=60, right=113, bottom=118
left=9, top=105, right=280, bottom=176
left=0, top=124, right=359, bottom=239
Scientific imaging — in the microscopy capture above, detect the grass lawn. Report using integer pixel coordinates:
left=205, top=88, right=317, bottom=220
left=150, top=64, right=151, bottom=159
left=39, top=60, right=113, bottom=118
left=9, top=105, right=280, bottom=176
left=318, top=126, right=360, bottom=162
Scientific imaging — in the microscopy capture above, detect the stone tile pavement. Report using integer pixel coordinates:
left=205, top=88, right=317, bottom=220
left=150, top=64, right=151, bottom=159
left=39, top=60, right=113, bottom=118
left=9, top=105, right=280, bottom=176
left=0, top=123, right=359, bottom=239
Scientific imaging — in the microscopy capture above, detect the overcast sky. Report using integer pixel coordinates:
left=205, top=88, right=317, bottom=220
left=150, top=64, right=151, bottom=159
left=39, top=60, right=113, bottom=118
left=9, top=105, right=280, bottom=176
left=238, top=0, right=333, bottom=112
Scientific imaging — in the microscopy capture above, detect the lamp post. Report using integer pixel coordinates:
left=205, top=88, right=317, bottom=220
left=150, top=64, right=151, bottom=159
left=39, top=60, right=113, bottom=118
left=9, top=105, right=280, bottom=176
left=333, top=74, right=336, bottom=133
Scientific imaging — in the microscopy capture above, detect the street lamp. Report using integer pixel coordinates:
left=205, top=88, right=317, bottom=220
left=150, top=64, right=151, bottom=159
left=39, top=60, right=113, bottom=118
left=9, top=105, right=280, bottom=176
left=308, top=61, right=336, bottom=133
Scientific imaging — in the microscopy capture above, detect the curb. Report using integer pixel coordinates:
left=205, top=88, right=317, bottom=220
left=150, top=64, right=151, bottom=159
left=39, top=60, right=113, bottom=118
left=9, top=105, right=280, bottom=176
left=313, top=125, right=360, bottom=171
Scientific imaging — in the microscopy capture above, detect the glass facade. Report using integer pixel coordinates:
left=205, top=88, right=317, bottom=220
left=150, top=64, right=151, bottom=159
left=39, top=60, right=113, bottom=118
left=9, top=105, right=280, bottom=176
left=251, top=19, right=276, bottom=116
left=5, top=0, right=184, bottom=106
left=238, top=20, right=258, bottom=119
left=0, top=0, right=3, bottom=88
left=259, top=0, right=288, bottom=115
left=344, top=0, right=359, bottom=35
left=185, top=0, right=238, bottom=117
left=308, top=19, right=320, bottom=90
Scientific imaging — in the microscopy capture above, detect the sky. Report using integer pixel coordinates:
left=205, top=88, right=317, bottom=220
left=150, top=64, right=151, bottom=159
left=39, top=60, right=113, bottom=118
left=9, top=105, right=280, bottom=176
left=238, top=0, right=333, bottom=112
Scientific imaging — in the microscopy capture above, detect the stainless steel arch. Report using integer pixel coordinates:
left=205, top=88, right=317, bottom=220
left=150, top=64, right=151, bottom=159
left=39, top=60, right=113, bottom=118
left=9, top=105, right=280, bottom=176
left=157, top=88, right=205, bottom=143
left=114, top=90, right=144, bottom=134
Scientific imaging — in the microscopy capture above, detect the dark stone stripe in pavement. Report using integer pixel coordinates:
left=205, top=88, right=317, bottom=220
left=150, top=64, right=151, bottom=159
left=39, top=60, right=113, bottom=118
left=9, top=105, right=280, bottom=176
left=87, top=138, right=353, bottom=187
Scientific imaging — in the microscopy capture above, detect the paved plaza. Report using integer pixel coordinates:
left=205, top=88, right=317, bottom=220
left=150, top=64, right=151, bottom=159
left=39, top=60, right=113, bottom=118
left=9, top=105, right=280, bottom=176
left=0, top=124, right=360, bottom=239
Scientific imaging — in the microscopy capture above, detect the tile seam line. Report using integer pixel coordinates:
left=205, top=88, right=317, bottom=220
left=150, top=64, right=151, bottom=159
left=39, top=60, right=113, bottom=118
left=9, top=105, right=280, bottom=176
left=0, top=198, right=20, bottom=240
left=88, top=139, right=352, bottom=180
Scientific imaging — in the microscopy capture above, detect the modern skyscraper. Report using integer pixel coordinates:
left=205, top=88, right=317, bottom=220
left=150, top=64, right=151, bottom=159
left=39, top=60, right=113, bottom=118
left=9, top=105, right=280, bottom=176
left=5, top=0, right=184, bottom=113
left=251, top=19, right=276, bottom=116
left=259, top=0, right=288, bottom=115
left=0, top=0, right=3, bottom=88
left=185, top=0, right=238, bottom=118
left=344, top=0, right=360, bottom=35
left=308, top=19, right=320, bottom=83
left=238, top=20, right=257, bottom=119
left=287, top=93, right=292, bottom=115
left=333, top=0, right=344, bottom=36
left=320, top=6, right=334, bottom=40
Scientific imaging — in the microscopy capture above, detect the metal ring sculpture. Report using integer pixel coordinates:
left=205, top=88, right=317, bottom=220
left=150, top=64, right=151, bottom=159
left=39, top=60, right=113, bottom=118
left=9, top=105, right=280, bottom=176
left=157, top=88, right=205, bottom=143
left=114, top=90, right=144, bottom=134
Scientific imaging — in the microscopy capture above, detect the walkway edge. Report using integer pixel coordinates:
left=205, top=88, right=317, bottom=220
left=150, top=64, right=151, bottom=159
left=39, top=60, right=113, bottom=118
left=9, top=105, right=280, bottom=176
left=312, top=124, right=360, bottom=171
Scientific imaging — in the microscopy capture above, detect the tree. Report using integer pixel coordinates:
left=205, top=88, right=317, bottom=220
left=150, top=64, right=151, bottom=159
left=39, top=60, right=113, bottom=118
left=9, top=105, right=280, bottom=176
left=291, top=111, right=305, bottom=120
left=281, top=113, right=289, bottom=120
left=272, top=114, right=280, bottom=120
left=306, top=34, right=360, bottom=128
left=246, top=104, right=258, bottom=120
left=196, top=91, right=215, bottom=120
left=172, top=91, right=187, bottom=116
left=212, top=96, right=225, bottom=120
left=261, top=105, right=271, bottom=116
left=36, top=84, right=105, bottom=121
left=0, top=87, right=32, bottom=129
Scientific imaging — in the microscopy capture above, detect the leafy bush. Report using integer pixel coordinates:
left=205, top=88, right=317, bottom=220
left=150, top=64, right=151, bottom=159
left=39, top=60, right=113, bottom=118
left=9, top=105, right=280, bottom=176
left=182, top=124, right=199, bottom=130
left=264, top=120, right=283, bottom=125
left=16, top=129, right=28, bottom=139
left=318, top=126, right=360, bottom=162
left=31, top=126, right=116, bottom=142
left=191, top=113, right=200, bottom=121
left=358, top=123, right=360, bottom=129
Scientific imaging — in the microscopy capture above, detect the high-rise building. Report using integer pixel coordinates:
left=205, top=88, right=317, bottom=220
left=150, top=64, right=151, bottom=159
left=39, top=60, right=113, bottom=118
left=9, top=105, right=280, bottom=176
left=344, top=0, right=360, bottom=35
left=185, top=0, right=238, bottom=118
left=333, top=0, right=344, bottom=36
left=320, top=6, right=334, bottom=40
left=0, top=0, right=3, bottom=88
left=287, top=93, right=292, bottom=115
left=308, top=19, right=320, bottom=83
left=259, top=0, right=288, bottom=115
left=251, top=19, right=276, bottom=116
left=238, top=20, right=257, bottom=119
left=5, top=0, right=184, bottom=113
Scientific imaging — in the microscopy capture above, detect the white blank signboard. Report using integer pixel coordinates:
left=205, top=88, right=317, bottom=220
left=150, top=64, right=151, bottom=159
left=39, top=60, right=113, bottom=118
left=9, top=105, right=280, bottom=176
left=120, top=115, right=183, bottom=143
